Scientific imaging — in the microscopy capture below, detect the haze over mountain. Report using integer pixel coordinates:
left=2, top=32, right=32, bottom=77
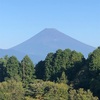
left=0, top=28, right=95, bottom=63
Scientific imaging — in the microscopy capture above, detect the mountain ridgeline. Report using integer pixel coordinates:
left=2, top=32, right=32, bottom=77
left=0, top=28, right=95, bottom=63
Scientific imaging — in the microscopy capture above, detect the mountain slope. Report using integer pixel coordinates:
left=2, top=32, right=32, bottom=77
left=0, top=28, right=95, bottom=63
left=10, top=28, right=95, bottom=62
left=0, top=49, right=26, bottom=60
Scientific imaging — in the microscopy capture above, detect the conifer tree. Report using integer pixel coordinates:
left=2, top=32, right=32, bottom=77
left=60, top=71, right=68, bottom=84
left=6, top=56, right=20, bottom=81
left=20, top=55, right=35, bottom=84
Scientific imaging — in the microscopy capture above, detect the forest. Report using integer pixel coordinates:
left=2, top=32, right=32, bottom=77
left=0, top=47, right=100, bottom=100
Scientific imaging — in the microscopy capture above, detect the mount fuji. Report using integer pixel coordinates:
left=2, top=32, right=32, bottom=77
left=0, top=28, right=95, bottom=63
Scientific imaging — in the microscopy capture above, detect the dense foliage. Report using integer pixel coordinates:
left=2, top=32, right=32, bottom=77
left=0, top=48, right=100, bottom=99
left=36, top=49, right=84, bottom=82
left=0, top=79, right=24, bottom=100
left=25, top=80, right=68, bottom=100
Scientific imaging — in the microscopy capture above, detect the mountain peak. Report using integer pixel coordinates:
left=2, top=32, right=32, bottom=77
left=39, top=28, right=60, bottom=34
left=35, top=28, right=66, bottom=38
left=43, top=28, right=57, bottom=30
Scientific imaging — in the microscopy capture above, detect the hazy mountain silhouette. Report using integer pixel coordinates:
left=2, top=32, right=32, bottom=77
left=0, top=28, right=95, bottom=63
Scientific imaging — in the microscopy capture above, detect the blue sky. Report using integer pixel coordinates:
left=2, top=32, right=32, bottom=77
left=0, top=0, right=100, bottom=49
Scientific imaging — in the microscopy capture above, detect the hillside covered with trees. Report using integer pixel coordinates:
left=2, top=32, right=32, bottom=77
left=0, top=47, right=100, bottom=100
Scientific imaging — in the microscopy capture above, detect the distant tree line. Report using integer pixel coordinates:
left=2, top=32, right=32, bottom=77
left=0, top=47, right=100, bottom=99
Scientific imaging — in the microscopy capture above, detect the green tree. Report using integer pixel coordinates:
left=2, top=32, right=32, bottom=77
left=0, top=57, right=7, bottom=82
left=44, top=53, right=54, bottom=80
left=88, top=47, right=100, bottom=76
left=6, top=56, right=20, bottom=81
left=35, top=60, right=45, bottom=79
left=87, top=47, right=100, bottom=98
left=66, top=50, right=84, bottom=81
left=59, top=71, right=68, bottom=84
left=20, top=55, right=35, bottom=84
left=0, top=79, right=24, bottom=100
